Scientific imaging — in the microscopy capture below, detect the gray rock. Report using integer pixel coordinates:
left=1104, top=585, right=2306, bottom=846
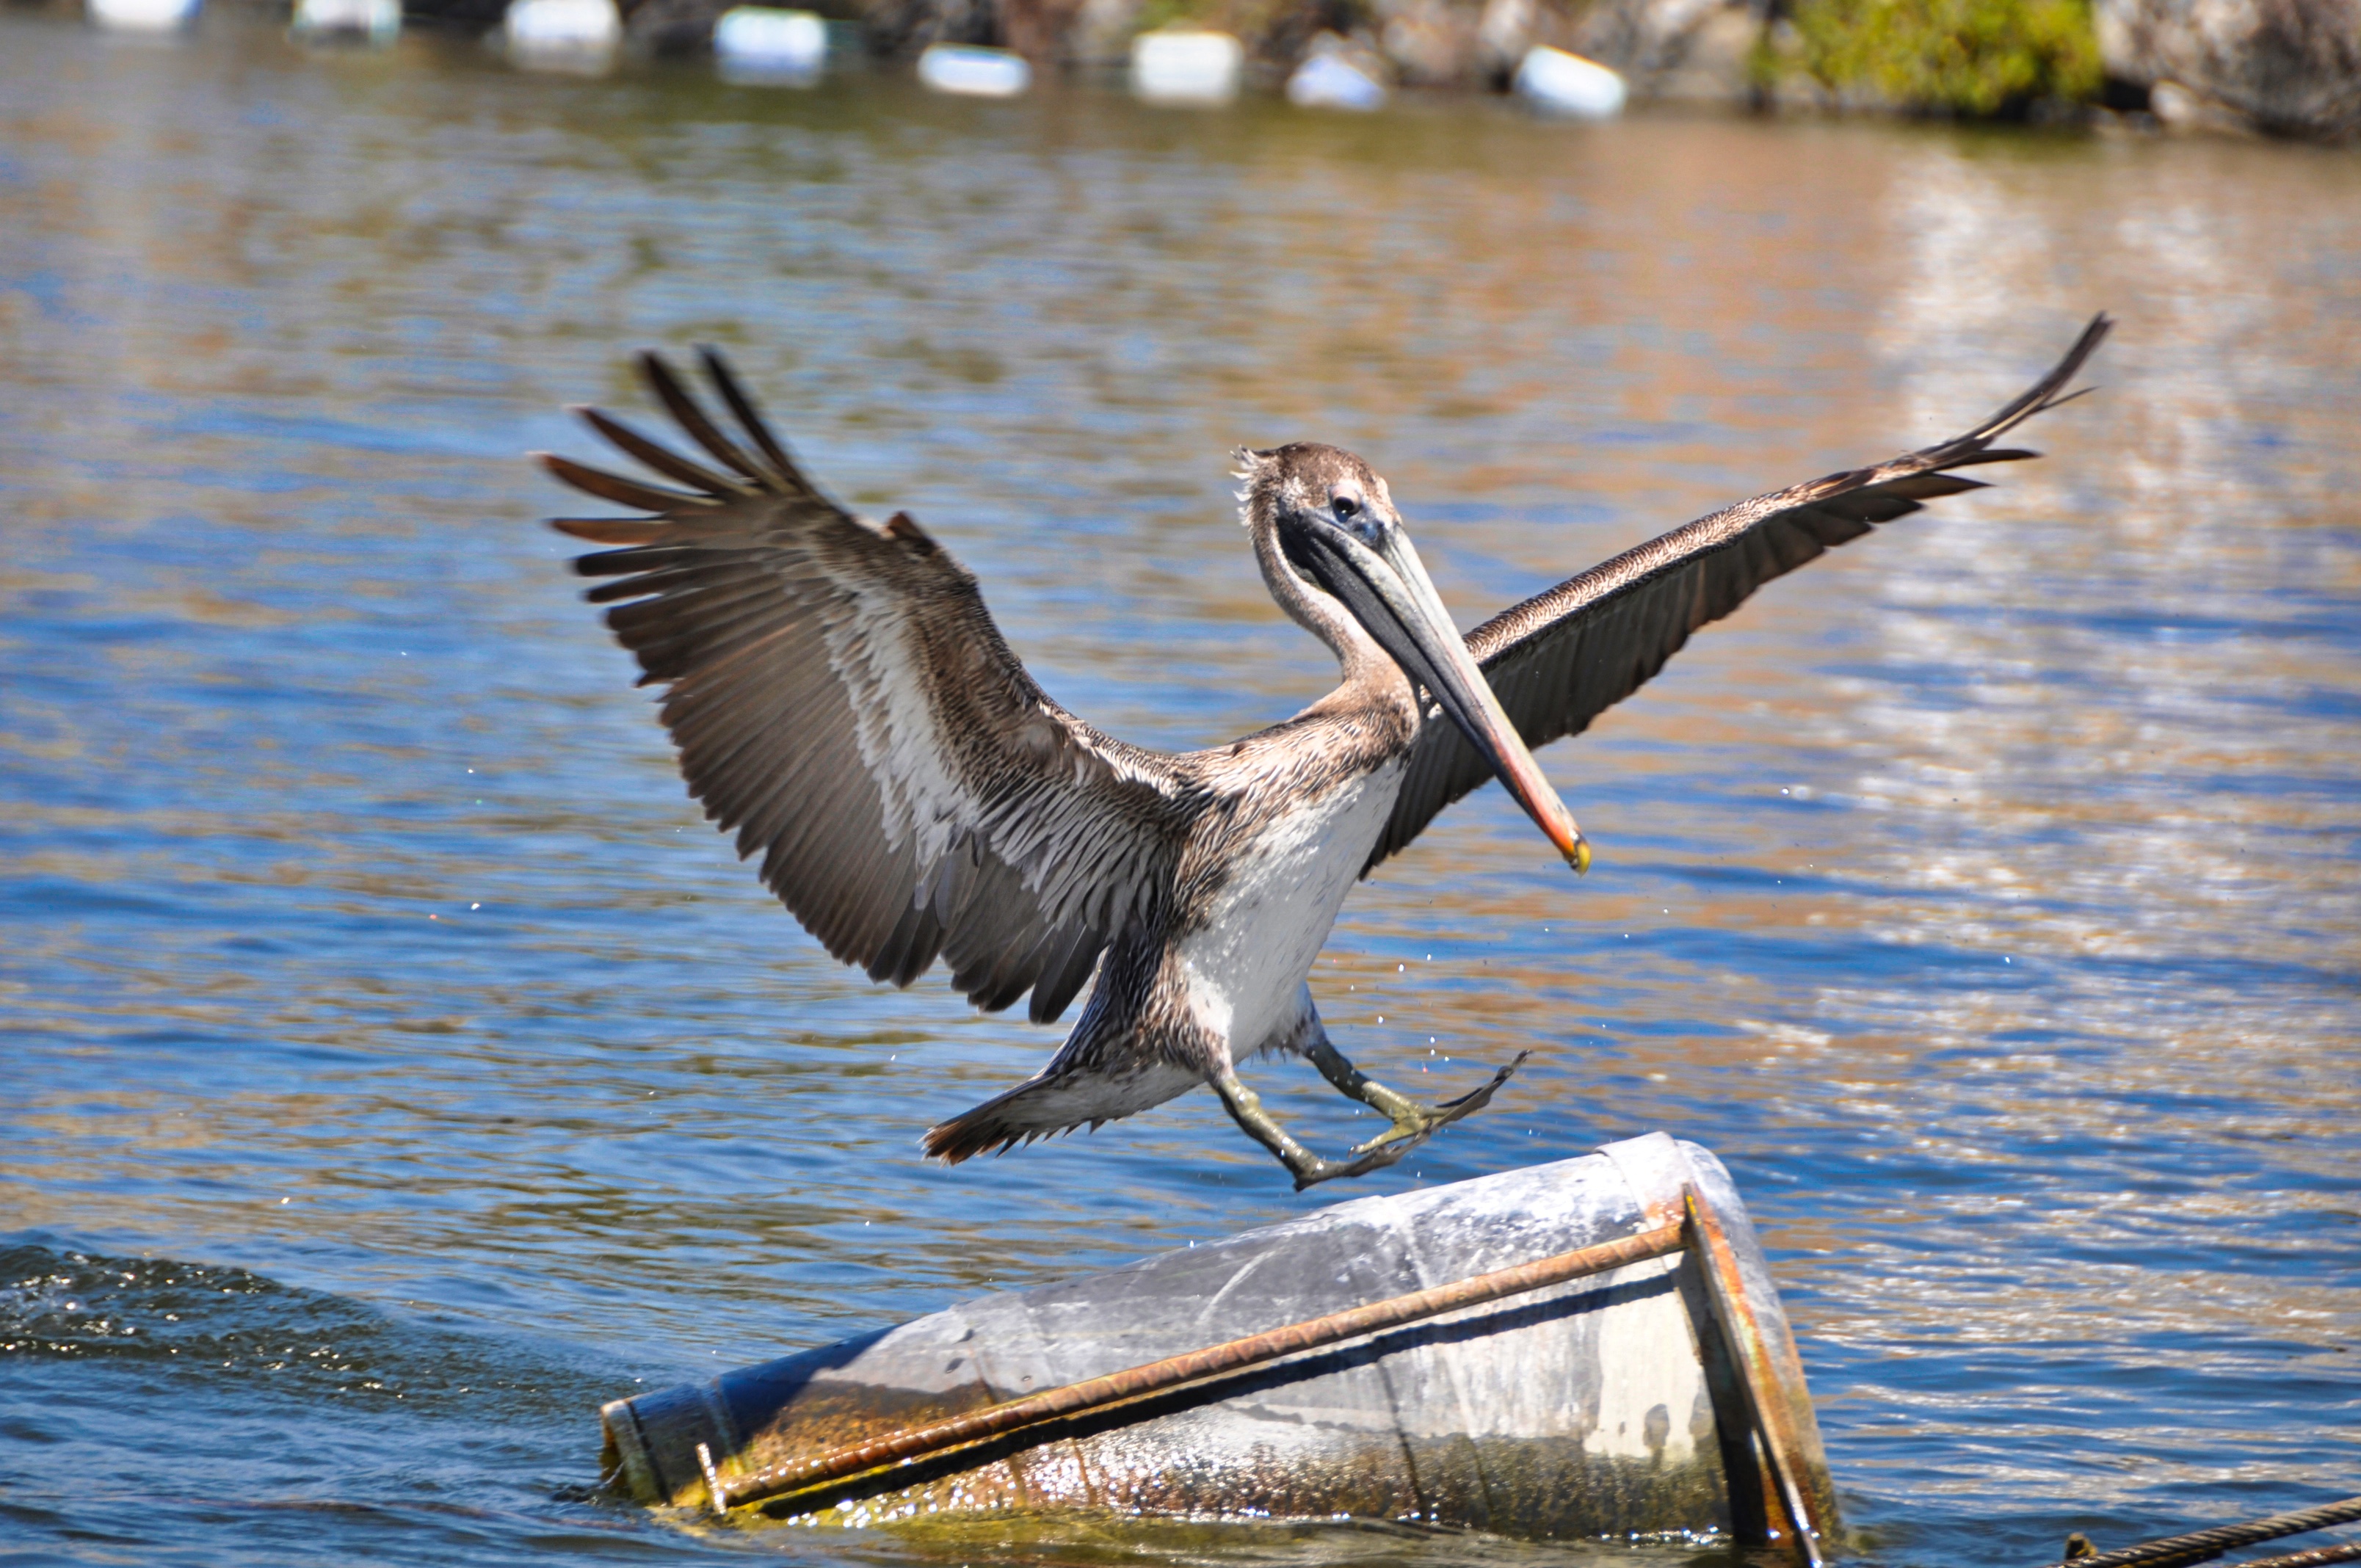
left=1476, top=0, right=1537, bottom=75
left=1066, top=0, right=1139, bottom=65
left=1644, top=4, right=1760, bottom=101
left=1377, top=0, right=1479, bottom=84
left=2097, top=0, right=2361, bottom=137
left=1569, top=0, right=1760, bottom=102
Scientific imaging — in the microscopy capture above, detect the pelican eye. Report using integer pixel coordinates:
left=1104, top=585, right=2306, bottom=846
left=1331, top=495, right=1360, bottom=520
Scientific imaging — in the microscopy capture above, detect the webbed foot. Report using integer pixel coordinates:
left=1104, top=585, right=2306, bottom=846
left=1346, top=1050, right=1528, bottom=1155
left=1210, top=1071, right=1424, bottom=1191
left=1211, top=1048, right=1529, bottom=1191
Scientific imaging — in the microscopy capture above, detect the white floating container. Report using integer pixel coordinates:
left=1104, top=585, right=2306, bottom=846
left=290, top=0, right=399, bottom=44
left=1128, top=29, right=1243, bottom=104
left=1287, top=50, right=1385, bottom=109
left=713, top=6, right=825, bottom=81
left=87, top=0, right=200, bottom=32
left=1513, top=43, right=1627, bottom=119
left=915, top=43, right=1030, bottom=97
left=504, top=0, right=622, bottom=70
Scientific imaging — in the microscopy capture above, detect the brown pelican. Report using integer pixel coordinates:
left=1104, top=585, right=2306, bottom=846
left=542, top=315, right=2108, bottom=1188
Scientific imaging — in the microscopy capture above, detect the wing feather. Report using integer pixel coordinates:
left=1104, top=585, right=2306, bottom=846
left=552, top=518, right=670, bottom=545
left=697, top=346, right=822, bottom=495
left=570, top=405, right=748, bottom=497
left=536, top=454, right=704, bottom=515
left=548, top=351, right=1201, bottom=1022
left=637, top=351, right=772, bottom=484
left=1368, top=313, right=2111, bottom=870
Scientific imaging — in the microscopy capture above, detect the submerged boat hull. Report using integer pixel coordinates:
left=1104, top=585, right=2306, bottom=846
left=600, top=1133, right=1835, bottom=1547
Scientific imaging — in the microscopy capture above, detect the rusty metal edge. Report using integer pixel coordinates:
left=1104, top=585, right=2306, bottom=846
left=1681, top=1181, right=1832, bottom=1568
left=1601, top=1133, right=1840, bottom=1559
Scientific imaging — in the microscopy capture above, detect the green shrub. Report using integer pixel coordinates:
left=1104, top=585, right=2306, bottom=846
left=1788, top=0, right=2104, bottom=115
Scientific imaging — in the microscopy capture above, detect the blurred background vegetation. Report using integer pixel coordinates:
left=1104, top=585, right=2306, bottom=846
left=1774, top=0, right=2105, bottom=116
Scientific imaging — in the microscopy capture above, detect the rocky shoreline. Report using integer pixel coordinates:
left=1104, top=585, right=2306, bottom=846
left=466, top=0, right=2361, bottom=139
left=33, top=0, right=2359, bottom=138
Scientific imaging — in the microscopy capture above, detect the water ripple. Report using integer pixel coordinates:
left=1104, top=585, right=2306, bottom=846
left=3, top=13, right=2357, bottom=1568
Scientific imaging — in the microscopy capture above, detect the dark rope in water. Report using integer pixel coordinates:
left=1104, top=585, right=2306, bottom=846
left=2222, top=1542, right=2361, bottom=1568
left=2034, top=1496, right=2361, bottom=1568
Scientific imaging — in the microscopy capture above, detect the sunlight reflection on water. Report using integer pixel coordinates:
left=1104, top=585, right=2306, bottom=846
left=1, top=13, right=2357, bottom=1568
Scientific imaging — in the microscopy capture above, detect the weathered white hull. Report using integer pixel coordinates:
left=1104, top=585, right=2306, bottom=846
left=601, top=1133, right=1837, bottom=1548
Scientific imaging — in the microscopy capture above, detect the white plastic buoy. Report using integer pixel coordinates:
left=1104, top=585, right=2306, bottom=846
left=1128, top=29, right=1242, bottom=104
left=1286, top=50, right=1385, bottom=109
left=290, top=0, right=399, bottom=44
left=504, top=0, right=622, bottom=70
left=713, top=6, right=825, bottom=81
left=915, top=42, right=1030, bottom=96
left=87, top=0, right=200, bottom=32
left=1513, top=43, right=1625, bottom=118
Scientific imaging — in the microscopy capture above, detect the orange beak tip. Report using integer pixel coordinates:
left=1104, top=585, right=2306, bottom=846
left=1567, top=838, right=1592, bottom=876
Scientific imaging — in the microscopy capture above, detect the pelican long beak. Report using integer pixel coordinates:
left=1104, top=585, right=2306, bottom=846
left=1289, top=520, right=1591, bottom=874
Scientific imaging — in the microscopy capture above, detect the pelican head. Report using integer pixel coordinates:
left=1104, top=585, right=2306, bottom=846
left=1241, top=443, right=1590, bottom=874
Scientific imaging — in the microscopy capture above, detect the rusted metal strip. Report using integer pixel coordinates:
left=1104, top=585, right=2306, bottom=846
left=706, top=1215, right=1692, bottom=1514
left=1682, top=1183, right=1832, bottom=1568
left=2031, top=1498, right=2361, bottom=1568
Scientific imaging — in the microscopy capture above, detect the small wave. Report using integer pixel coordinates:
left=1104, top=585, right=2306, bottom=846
left=1, top=1238, right=621, bottom=1419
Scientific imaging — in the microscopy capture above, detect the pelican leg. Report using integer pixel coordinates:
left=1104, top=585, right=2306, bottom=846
left=1211, top=1071, right=1420, bottom=1191
left=1305, top=1038, right=1529, bottom=1156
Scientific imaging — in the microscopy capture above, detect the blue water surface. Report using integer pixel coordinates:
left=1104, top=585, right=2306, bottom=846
left=3, top=14, right=2357, bottom=1568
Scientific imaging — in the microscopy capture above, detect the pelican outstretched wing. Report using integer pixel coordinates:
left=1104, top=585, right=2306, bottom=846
left=545, top=352, right=1202, bottom=1023
left=1368, top=313, right=2112, bottom=871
